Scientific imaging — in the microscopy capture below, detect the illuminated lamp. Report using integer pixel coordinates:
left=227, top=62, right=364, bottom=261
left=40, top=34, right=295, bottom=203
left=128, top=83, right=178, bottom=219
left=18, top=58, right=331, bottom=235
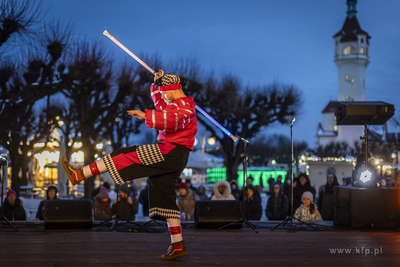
left=207, top=137, right=216, bottom=145
left=359, top=170, right=372, bottom=183
left=354, top=169, right=376, bottom=188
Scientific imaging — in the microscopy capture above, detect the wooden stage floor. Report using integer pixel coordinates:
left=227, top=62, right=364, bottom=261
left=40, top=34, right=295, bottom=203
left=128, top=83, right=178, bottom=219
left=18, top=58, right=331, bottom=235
left=0, top=220, right=399, bottom=267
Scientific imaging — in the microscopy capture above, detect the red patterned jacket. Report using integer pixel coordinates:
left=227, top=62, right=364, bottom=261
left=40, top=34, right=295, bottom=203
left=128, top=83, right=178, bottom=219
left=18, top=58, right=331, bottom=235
left=144, top=84, right=197, bottom=151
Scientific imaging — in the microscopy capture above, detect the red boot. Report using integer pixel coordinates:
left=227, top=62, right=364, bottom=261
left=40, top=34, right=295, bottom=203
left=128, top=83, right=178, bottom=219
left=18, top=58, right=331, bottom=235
left=160, top=240, right=188, bottom=260
left=61, top=157, right=85, bottom=185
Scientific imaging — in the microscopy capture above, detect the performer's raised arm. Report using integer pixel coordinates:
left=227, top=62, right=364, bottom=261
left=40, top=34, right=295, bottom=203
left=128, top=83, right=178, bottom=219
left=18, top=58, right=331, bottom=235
left=150, top=84, right=169, bottom=111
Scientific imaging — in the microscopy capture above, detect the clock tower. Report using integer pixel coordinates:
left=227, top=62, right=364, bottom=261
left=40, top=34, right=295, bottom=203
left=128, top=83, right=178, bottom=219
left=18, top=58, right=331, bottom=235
left=334, top=0, right=370, bottom=101
left=316, top=0, right=371, bottom=148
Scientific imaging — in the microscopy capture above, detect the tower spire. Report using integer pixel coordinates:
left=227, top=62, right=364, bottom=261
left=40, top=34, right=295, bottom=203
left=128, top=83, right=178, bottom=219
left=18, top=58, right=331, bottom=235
left=346, top=0, right=358, bottom=18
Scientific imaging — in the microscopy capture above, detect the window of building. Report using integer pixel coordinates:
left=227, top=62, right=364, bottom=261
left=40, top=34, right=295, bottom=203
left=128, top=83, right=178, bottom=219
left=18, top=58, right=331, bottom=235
left=335, top=49, right=339, bottom=56
left=360, top=47, right=365, bottom=54
left=343, top=45, right=356, bottom=55
left=344, top=94, right=354, bottom=101
left=360, top=37, right=364, bottom=43
left=345, top=75, right=354, bottom=84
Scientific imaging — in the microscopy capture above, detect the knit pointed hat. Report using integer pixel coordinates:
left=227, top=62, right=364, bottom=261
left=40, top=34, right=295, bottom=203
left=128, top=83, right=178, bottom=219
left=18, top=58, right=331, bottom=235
left=154, top=73, right=186, bottom=92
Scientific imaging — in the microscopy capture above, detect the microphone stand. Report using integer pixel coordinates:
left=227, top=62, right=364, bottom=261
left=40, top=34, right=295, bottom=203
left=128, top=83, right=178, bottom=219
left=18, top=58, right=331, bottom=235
left=109, top=118, right=142, bottom=231
left=0, top=158, right=18, bottom=231
left=272, top=118, right=319, bottom=231
left=110, top=118, right=121, bottom=230
left=219, top=138, right=258, bottom=233
left=240, top=138, right=258, bottom=233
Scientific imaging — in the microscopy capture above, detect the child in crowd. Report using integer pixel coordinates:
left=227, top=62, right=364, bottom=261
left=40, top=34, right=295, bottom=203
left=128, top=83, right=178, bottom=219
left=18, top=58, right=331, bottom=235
left=294, top=191, right=322, bottom=222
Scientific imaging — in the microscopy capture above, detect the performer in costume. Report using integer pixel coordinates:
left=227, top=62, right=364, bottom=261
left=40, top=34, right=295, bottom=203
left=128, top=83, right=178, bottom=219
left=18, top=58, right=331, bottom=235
left=61, top=73, right=197, bottom=260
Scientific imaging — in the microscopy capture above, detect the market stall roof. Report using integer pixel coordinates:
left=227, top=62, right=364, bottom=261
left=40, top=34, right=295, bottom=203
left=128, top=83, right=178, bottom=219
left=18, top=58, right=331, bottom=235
left=186, top=150, right=223, bottom=169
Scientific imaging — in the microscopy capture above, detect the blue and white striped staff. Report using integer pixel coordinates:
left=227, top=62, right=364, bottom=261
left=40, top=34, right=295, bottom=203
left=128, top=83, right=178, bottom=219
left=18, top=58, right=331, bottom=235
left=103, top=30, right=239, bottom=142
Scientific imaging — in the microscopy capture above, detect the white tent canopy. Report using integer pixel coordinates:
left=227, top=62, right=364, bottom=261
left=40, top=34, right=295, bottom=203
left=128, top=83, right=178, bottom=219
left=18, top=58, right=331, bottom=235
left=186, top=150, right=223, bottom=169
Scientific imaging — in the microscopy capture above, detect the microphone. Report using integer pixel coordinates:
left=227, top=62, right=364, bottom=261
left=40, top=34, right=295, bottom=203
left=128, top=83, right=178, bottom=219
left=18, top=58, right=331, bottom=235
left=0, top=155, right=7, bottom=166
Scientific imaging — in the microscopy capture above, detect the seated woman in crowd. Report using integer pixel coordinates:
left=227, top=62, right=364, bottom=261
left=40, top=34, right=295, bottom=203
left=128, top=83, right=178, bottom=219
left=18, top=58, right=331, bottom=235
left=3, top=189, right=26, bottom=221
left=318, top=173, right=339, bottom=220
left=266, top=183, right=289, bottom=220
left=294, top=191, right=322, bottom=222
left=243, top=185, right=262, bottom=220
left=230, top=180, right=241, bottom=200
left=178, top=183, right=199, bottom=220
left=211, top=180, right=235, bottom=200
left=93, top=186, right=112, bottom=221
left=35, top=185, right=58, bottom=220
left=196, top=185, right=209, bottom=201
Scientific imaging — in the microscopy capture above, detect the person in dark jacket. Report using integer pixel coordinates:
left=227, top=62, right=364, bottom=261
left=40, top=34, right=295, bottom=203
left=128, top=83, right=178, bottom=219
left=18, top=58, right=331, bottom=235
left=267, top=175, right=275, bottom=193
left=138, top=179, right=150, bottom=217
left=292, top=173, right=316, bottom=213
left=3, top=189, right=26, bottom=221
left=266, top=183, right=289, bottom=220
left=242, top=185, right=262, bottom=220
left=318, top=173, right=340, bottom=220
left=35, top=185, right=58, bottom=220
left=112, top=183, right=138, bottom=221
left=230, top=180, right=241, bottom=200
left=196, top=185, right=209, bottom=201
left=125, top=180, right=138, bottom=199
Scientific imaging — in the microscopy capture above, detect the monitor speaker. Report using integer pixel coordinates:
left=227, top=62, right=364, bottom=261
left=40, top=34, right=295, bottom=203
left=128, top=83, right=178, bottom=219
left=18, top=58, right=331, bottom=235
left=334, top=186, right=400, bottom=229
left=44, top=199, right=93, bottom=230
left=335, top=101, right=394, bottom=125
left=194, top=200, right=243, bottom=229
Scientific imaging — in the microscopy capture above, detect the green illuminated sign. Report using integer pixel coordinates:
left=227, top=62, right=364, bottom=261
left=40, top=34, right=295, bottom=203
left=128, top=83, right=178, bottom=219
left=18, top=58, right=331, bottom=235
left=206, top=168, right=287, bottom=187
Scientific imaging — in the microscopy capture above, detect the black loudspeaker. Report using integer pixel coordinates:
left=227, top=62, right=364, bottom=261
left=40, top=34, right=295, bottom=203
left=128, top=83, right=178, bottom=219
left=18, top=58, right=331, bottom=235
left=335, top=101, right=394, bottom=125
left=334, top=186, right=400, bottom=229
left=194, top=200, right=243, bottom=229
left=44, top=199, right=93, bottom=230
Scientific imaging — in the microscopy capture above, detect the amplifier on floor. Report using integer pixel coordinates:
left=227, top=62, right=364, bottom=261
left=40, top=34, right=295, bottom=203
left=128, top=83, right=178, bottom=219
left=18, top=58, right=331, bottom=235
left=44, top=199, right=93, bottom=230
left=194, top=200, right=243, bottom=229
left=334, top=186, right=400, bottom=229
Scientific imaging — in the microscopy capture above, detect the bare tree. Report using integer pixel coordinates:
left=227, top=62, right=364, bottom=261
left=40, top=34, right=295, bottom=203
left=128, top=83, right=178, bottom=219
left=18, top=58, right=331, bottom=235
left=0, top=0, right=43, bottom=50
left=249, top=134, right=307, bottom=176
left=184, top=73, right=302, bottom=181
left=0, top=62, right=59, bottom=194
left=314, top=141, right=349, bottom=158
left=0, top=16, right=73, bottom=195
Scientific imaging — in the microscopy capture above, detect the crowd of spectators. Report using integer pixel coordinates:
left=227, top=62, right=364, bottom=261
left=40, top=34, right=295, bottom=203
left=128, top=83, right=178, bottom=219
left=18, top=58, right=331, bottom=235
left=6, top=169, right=398, bottom=223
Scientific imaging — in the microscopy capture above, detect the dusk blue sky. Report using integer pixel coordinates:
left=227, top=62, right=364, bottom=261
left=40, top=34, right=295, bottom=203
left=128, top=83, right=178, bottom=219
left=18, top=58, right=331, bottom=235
left=40, top=0, right=400, bottom=148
